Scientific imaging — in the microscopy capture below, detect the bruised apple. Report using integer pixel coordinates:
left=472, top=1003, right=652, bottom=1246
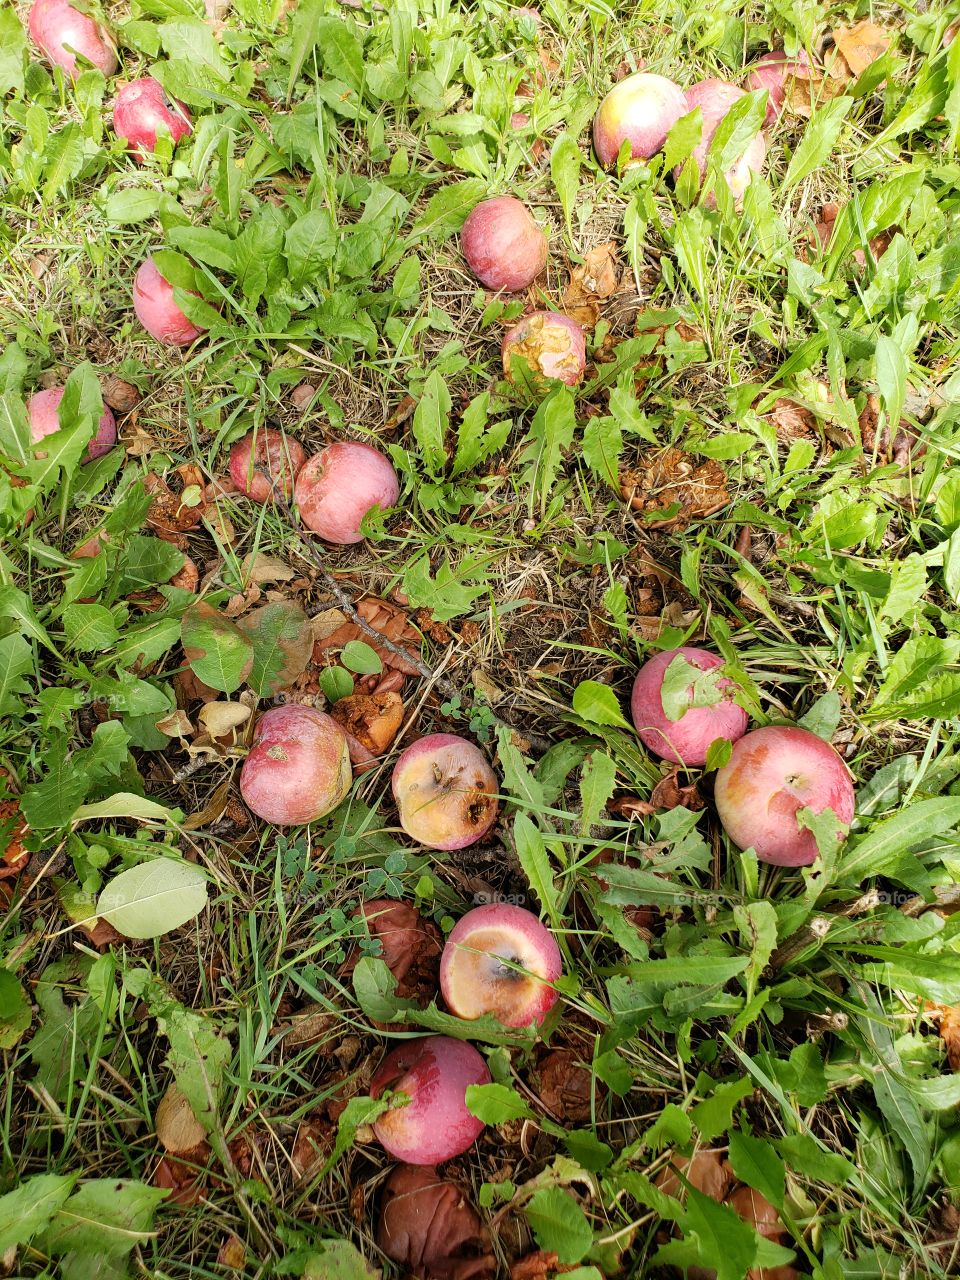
left=593, top=72, right=687, bottom=167
left=714, top=725, right=855, bottom=867
left=680, top=79, right=766, bottom=204
left=27, top=386, right=117, bottom=461
left=239, top=705, right=351, bottom=826
left=294, top=441, right=399, bottom=544
left=134, top=256, right=204, bottom=347
left=461, top=196, right=547, bottom=293
left=28, top=0, right=117, bottom=80
left=371, top=1035, right=490, bottom=1164
left=502, top=311, right=586, bottom=387
left=440, top=902, right=561, bottom=1028
left=745, top=49, right=812, bottom=125
left=392, top=733, right=499, bottom=851
left=228, top=429, right=306, bottom=503
left=113, top=77, right=192, bottom=156
left=631, top=647, right=748, bottom=766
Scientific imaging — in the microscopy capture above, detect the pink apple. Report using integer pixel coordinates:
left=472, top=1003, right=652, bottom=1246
left=714, top=725, right=855, bottom=866
left=631, top=647, right=748, bottom=766
left=28, top=0, right=117, bottom=80
left=27, top=386, right=117, bottom=461
left=592, top=72, right=688, bottom=167
left=239, top=705, right=351, bottom=826
left=294, top=441, right=399, bottom=544
left=228, top=429, right=306, bottom=504
left=502, top=311, right=586, bottom=387
left=370, top=1035, right=490, bottom=1164
left=392, top=733, right=499, bottom=851
left=745, top=49, right=813, bottom=126
left=461, top=197, right=547, bottom=293
left=113, top=77, right=192, bottom=157
left=440, top=903, right=561, bottom=1028
left=133, top=256, right=204, bottom=347
left=679, top=79, right=766, bottom=205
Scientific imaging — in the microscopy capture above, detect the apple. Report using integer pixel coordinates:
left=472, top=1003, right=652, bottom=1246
left=461, top=196, right=547, bottom=293
left=502, top=311, right=586, bottom=387
left=593, top=72, right=688, bottom=167
left=134, top=256, right=204, bottom=347
left=239, top=705, right=351, bottom=826
left=679, top=79, right=766, bottom=205
left=631, top=647, right=748, bottom=766
left=745, top=49, right=813, bottom=125
left=228, top=428, right=306, bottom=503
left=28, top=0, right=117, bottom=80
left=392, top=733, right=499, bottom=851
left=113, top=77, right=192, bottom=157
left=370, top=1035, right=491, bottom=1164
left=27, top=386, right=116, bottom=461
left=714, top=725, right=855, bottom=866
left=294, top=441, right=399, bottom=544
left=440, top=902, right=561, bottom=1027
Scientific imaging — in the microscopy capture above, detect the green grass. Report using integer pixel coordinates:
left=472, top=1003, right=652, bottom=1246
left=2, top=0, right=960, bottom=1275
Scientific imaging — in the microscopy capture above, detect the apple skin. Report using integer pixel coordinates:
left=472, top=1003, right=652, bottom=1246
left=28, top=0, right=117, bottom=80
left=113, top=77, right=192, bottom=156
left=370, top=1035, right=491, bottom=1165
left=134, top=256, right=204, bottom=347
left=239, top=705, right=352, bottom=826
left=592, top=72, right=688, bottom=167
left=680, top=79, right=766, bottom=205
left=461, top=196, right=547, bottom=293
left=228, top=429, right=306, bottom=503
left=745, top=49, right=812, bottom=125
left=294, top=441, right=399, bottom=544
left=27, top=386, right=117, bottom=461
left=502, top=311, right=586, bottom=387
left=392, top=733, right=499, bottom=851
left=714, top=725, right=855, bottom=867
left=631, top=646, right=748, bottom=766
left=440, top=902, right=561, bottom=1028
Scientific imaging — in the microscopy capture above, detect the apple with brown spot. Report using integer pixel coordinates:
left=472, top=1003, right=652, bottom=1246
left=239, top=705, right=351, bottom=826
left=392, top=733, right=499, bottom=851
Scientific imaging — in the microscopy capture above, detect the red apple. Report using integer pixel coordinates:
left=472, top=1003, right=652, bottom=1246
left=27, top=386, right=117, bottom=461
left=440, top=902, right=561, bottom=1028
left=294, top=441, right=399, bottom=544
left=392, top=733, right=499, bottom=851
left=228, top=429, right=306, bottom=504
left=239, top=705, right=352, bottom=826
left=502, top=311, right=586, bottom=387
left=28, top=0, right=117, bottom=80
left=461, top=196, right=547, bottom=293
left=679, top=79, right=766, bottom=205
left=592, top=72, right=688, bottom=167
left=631, top=647, right=748, bottom=766
left=134, top=256, right=204, bottom=347
left=113, top=77, right=192, bottom=157
left=370, top=1035, right=490, bottom=1164
left=714, top=725, right=855, bottom=867
left=745, top=49, right=813, bottom=125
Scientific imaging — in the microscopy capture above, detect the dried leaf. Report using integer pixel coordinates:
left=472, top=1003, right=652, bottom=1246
left=930, top=1004, right=960, bottom=1072
left=377, top=1164, right=494, bottom=1280
left=766, top=398, right=817, bottom=442
left=832, top=20, right=891, bottom=77
left=655, top=1149, right=734, bottom=1203
left=241, top=552, right=296, bottom=585
left=101, top=376, right=141, bottom=414
left=155, top=709, right=194, bottom=738
left=650, top=768, right=706, bottom=812
left=144, top=467, right=208, bottom=546
left=156, top=1083, right=207, bottom=1155
left=620, top=447, right=728, bottom=529
left=197, top=701, right=251, bottom=739
left=728, top=1186, right=787, bottom=1242
left=182, top=779, right=234, bottom=831
left=535, top=1049, right=595, bottom=1124
left=216, top=1236, right=246, bottom=1270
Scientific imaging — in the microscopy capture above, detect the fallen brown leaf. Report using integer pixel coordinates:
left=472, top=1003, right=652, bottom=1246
left=832, top=20, right=891, bottom=78
left=197, top=701, right=251, bottom=740
left=562, top=242, right=620, bottom=327
left=650, top=768, right=705, bottom=812
left=620, top=447, right=728, bottom=528
left=241, top=551, right=296, bottom=585
left=511, top=1254, right=580, bottom=1280
left=101, top=376, right=141, bottom=414
left=858, top=392, right=924, bottom=469
left=377, top=1164, right=495, bottom=1280
left=928, top=1003, right=960, bottom=1071
left=535, top=1048, right=596, bottom=1124
left=216, top=1236, right=246, bottom=1269
left=144, top=466, right=208, bottom=547
left=655, top=1149, right=734, bottom=1203
left=156, top=1083, right=207, bottom=1155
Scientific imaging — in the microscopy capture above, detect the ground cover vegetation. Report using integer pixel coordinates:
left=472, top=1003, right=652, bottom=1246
left=2, top=0, right=960, bottom=1276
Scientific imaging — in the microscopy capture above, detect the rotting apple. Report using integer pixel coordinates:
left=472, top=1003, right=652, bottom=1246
left=440, top=902, right=561, bottom=1028
left=294, top=440, right=399, bottom=544
left=28, top=0, right=117, bottom=80
left=27, top=386, right=117, bottom=461
left=239, top=705, right=351, bottom=826
left=370, top=1034, right=491, bottom=1165
left=631, top=647, right=748, bottom=766
left=502, top=311, right=586, bottom=387
left=714, top=724, right=855, bottom=866
left=461, top=196, right=547, bottom=293
left=134, top=256, right=204, bottom=347
left=392, top=733, right=499, bottom=851
left=745, top=49, right=812, bottom=125
left=679, top=79, right=766, bottom=205
left=228, top=428, right=306, bottom=504
left=113, top=77, right=192, bottom=156
left=592, top=72, right=688, bottom=167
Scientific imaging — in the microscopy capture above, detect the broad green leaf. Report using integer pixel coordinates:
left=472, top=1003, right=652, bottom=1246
left=581, top=415, right=622, bottom=488
left=660, top=654, right=725, bottom=721
left=579, top=750, right=616, bottom=830
left=513, top=812, right=559, bottom=923
left=412, top=178, right=488, bottom=241
left=525, top=1188, right=593, bottom=1264
left=238, top=600, right=313, bottom=697
left=72, top=793, right=176, bottom=823
left=782, top=97, right=853, bottom=188
left=42, top=1180, right=168, bottom=1260
left=181, top=602, right=253, bottom=694
left=0, top=970, right=31, bottom=1049
left=96, top=859, right=208, bottom=939
left=339, top=639, right=382, bottom=675
left=103, top=188, right=161, bottom=224
left=875, top=334, right=907, bottom=437
left=571, top=680, right=631, bottom=729
left=304, top=1239, right=378, bottom=1280
left=798, top=691, right=842, bottom=740
left=0, top=633, right=33, bottom=716
left=0, top=7, right=26, bottom=96
left=551, top=132, right=581, bottom=235
left=61, top=603, right=120, bottom=652
left=412, top=369, right=450, bottom=478
left=466, top=1082, right=532, bottom=1124
left=840, top=796, right=960, bottom=882
left=0, top=1174, right=76, bottom=1253
left=727, top=1131, right=785, bottom=1207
